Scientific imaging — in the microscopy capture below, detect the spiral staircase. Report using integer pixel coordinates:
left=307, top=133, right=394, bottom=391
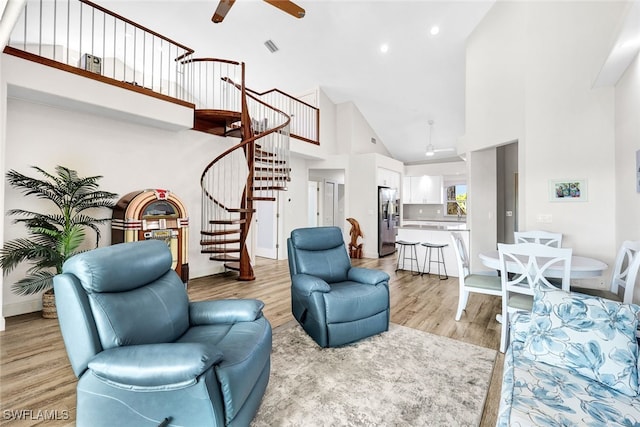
left=190, top=60, right=291, bottom=280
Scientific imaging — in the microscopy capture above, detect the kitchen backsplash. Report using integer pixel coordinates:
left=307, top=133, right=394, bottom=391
left=403, top=204, right=448, bottom=220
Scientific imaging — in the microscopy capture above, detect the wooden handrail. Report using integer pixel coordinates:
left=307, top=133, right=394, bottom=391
left=184, top=57, right=242, bottom=66
left=79, top=0, right=194, bottom=55
left=246, top=86, right=318, bottom=111
left=221, top=77, right=293, bottom=119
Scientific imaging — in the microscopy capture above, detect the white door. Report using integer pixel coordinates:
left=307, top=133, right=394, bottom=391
left=254, top=198, right=278, bottom=259
left=323, top=181, right=336, bottom=226
left=308, top=181, right=319, bottom=226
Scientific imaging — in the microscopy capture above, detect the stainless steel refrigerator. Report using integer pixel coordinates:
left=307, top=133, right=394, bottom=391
left=378, top=186, right=399, bottom=257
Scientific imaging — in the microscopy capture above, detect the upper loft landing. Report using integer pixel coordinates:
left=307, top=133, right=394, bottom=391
left=3, top=0, right=319, bottom=143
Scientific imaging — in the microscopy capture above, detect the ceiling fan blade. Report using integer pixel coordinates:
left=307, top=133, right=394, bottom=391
left=212, top=0, right=236, bottom=23
left=263, top=0, right=306, bottom=19
left=433, top=147, right=456, bottom=153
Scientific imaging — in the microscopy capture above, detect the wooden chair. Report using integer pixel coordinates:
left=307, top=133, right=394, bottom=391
left=572, top=240, right=640, bottom=304
left=450, top=232, right=502, bottom=321
left=514, top=230, right=563, bottom=247
left=498, top=242, right=572, bottom=353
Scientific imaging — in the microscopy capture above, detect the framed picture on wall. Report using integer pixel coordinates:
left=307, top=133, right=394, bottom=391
left=548, top=179, right=587, bottom=202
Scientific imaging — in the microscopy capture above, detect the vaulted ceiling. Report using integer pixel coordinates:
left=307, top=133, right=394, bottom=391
left=103, top=0, right=495, bottom=163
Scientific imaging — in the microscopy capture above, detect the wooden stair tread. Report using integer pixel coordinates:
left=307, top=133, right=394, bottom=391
left=202, top=248, right=241, bottom=254
left=200, top=238, right=242, bottom=245
left=249, top=196, right=277, bottom=201
left=208, top=255, right=241, bottom=262
left=255, top=149, right=276, bottom=157
left=224, top=262, right=240, bottom=271
left=253, top=186, right=288, bottom=191
left=254, top=175, right=288, bottom=181
left=201, top=229, right=241, bottom=236
left=193, top=109, right=242, bottom=136
left=255, top=158, right=288, bottom=165
left=255, top=167, right=290, bottom=173
left=194, top=109, right=241, bottom=123
left=226, top=208, right=255, bottom=213
left=209, top=219, right=247, bottom=225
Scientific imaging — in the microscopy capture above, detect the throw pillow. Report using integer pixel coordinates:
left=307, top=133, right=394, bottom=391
left=522, top=288, right=640, bottom=397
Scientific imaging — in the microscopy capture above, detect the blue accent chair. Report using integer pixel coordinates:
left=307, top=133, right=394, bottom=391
left=53, top=240, right=271, bottom=427
left=287, top=226, right=390, bottom=347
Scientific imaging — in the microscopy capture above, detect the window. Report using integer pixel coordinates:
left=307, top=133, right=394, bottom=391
left=446, top=185, right=467, bottom=216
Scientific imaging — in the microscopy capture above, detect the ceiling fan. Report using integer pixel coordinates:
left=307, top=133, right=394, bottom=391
left=212, top=0, right=306, bottom=23
left=425, top=120, right=456, bottom=157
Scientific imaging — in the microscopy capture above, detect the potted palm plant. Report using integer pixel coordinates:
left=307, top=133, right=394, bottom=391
left=0, top=165, right=117, bottom=318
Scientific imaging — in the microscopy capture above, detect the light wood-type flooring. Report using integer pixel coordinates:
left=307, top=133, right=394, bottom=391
left=0, top=255, right=503, bottom=426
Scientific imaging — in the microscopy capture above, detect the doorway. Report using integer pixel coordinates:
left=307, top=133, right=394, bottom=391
left=254, top=196, right=279, bottom=259
left=497, top=141, right=519, bottom=244
left=308, top=169, right=345, bottom=230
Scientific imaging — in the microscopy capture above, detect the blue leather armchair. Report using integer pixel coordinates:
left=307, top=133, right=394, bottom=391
left=53, top=240, right=271, bottom=427
left=287, top=226, right=390, bottom=347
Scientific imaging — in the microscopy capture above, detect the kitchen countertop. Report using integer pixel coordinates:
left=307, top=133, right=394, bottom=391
left=399, top=223, right=469, bottom=231
left=403, top=218, right=466, bottom=223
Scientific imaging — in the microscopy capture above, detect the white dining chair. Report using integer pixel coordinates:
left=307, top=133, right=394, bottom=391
left=498, top=242, right=572, bottom=353
left=572, top=240, right=640, bottom=304
left=450, top=232, right=502, bottom=321
left=514, top=230, right=563, bottom=247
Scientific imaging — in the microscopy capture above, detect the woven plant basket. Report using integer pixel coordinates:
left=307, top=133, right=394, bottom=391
left=42, top=289, right=57, bottom=319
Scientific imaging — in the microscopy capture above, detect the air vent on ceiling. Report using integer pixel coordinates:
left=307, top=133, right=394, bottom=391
left=264, top=40, right=279, bottom=53
left=371, top=137, right=377, bottom=144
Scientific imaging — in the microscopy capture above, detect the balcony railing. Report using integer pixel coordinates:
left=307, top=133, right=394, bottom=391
left=184, top=58, right=244, bottom=112
left=248, top=87, right=319, bottom=144
left=7, top=0, right=194, bottom=101
left=5, top=0, right=319, bottom=145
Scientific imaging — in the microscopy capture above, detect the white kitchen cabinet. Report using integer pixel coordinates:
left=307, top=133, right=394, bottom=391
left=377, top=167, right=400, bottom=190
left=403, top=175, right=443, bottom=204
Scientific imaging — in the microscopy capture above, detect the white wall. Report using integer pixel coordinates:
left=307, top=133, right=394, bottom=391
left=615, top=51, right=640, bottom=300
left=2, top=95, right=232, bottom=316
left=0, top=52, right=6, bottom=330
left=280, top=155, right=310, bottom=257
left=464, top=1, right=628, bottom=286
left=290, top=87, right=337, bottom=160
left=615, top=52, right=640, bottom=242
left=336, top=101, right=392, bottom=158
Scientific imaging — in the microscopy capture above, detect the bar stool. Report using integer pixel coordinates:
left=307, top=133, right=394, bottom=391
left=395, top=240, right=420, bottom=276
left=421, top=242, right=449, bottom=280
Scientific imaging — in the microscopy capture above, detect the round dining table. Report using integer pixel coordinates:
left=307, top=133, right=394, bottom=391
left=478, top=250, right=608, bottom=279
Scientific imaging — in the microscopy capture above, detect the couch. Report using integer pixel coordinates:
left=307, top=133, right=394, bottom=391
left=54, top=240, right=272, bottom=427
left=498, top=288, right=640, bottom=426
left=287, top=226, right=390, bottom=347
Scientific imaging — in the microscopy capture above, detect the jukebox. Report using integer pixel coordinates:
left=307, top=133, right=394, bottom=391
left=111, top=189, right=189, bottom=283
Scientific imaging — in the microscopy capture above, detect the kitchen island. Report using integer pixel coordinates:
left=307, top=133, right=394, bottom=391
left=396, top=221, right=469, bottom=277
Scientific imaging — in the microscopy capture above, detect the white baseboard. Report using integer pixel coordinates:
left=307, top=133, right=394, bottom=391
left=188, top=264, right=226, bottom=280
left=3, top=298, right=42, bottom=317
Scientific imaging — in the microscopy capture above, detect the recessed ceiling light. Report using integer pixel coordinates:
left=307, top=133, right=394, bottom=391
left=430, top=26, right=440, bottom=36
left=380, top=43, right=389, bottom=53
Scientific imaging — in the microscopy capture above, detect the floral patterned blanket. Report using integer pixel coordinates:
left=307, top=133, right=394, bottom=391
left=498, top=291, right=640, bottom=427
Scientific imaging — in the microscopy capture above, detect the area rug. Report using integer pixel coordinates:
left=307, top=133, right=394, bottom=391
left=251, top=322, right=497, bottom=427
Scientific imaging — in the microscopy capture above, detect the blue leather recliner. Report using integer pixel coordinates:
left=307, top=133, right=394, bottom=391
left=287, top=226, right=390, bottom=347
left=53, top=240, right=272, bottom=427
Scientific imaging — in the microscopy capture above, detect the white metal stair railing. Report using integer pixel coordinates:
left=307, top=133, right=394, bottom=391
left=8, top=0, right=194, bottom=101
left=247, top=87, right=318, bottom=144
left=183, top=58, right=243, bottom=111
left=199, top=78, right=290, bottom=271
left=246, top=92, right=291, bottom=203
